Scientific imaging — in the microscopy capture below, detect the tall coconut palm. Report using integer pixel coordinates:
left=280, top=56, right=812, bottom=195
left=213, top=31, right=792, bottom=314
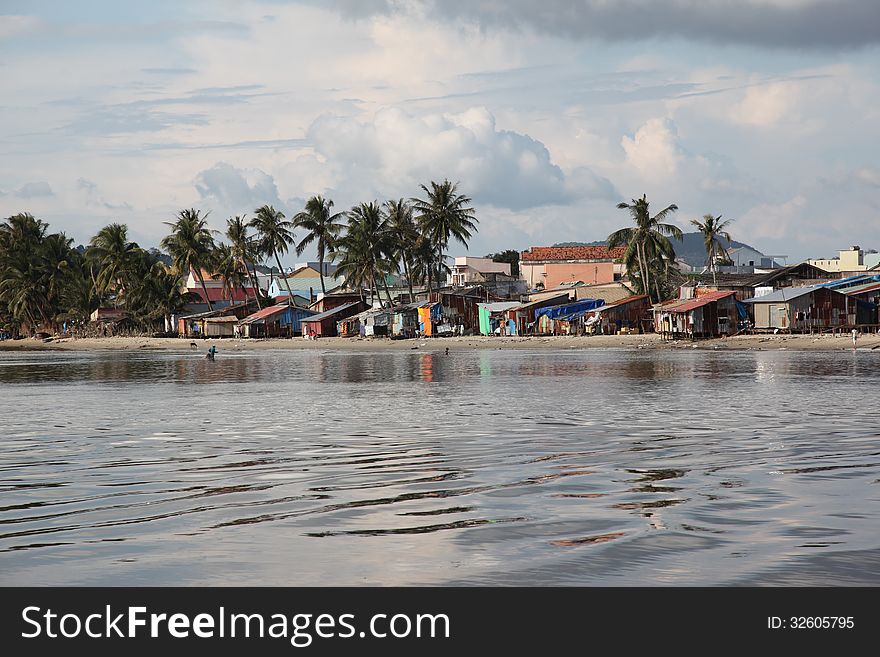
left=250, top=205, right=295, bottom=304
left=213, top=243, right=248, bottom=305
left=411, top=180, right=477, bottom=295
left=226, top=215, right=262, bottom=308
left=337, top=202, right=396, bottom=305
left=293, top=196, right=345, bottom=294
left=88, top=223, right=140, bottom=303
left=386, top=198, right=418, bottom=302
left=608, top=194, right=682, bottom=303
left=160, top=209, right=216, bottom=311
left=691, top=214, right=734, bottom=286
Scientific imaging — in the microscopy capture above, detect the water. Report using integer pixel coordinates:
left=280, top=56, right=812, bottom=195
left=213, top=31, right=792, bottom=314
left=1, top=347, right=879, bottom=585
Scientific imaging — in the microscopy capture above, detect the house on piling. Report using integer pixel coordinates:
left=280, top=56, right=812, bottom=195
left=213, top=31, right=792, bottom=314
left=654, top=290, right=740, bottom=339
left=177, top=300, right=260, bottom=338
left=534, top=298, right=605, bottom=335
left=299, top=300, right=368, bottom=337
left=585, top=295, right=652, bottom=335
left=743, top=284, right=874, bottom=332
left=237, top=303, right=316, bottom=338
left=478, top=302, right=521, bottom=335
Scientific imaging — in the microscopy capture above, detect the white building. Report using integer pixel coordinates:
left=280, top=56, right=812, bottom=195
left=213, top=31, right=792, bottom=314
left=450, top=257, right=511, bottom=286
left=808, top=246, right=870, bottom=273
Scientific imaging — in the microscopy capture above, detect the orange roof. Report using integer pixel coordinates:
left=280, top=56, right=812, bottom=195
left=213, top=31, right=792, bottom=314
left=521, top=246, right=626, bottom=262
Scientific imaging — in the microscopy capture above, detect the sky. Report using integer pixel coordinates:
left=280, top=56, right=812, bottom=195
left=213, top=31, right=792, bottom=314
left=1, top=0, right=879, bottom=265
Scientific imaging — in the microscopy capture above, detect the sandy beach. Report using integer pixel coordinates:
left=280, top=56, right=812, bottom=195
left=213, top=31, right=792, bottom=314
left=3, top=332, right=879, bottom=353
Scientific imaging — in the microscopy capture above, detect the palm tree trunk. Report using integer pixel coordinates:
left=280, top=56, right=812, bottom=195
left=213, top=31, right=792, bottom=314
left=241, top=257, right=261, bottom=309
left=246, top=261, right=262, bottom=309
left=318, top=244, right=327, bottom=295
left=381, top=273, right=394, bottom=305
left=636, top=242, right=648, bottom=300
left=402, top=257, right=414, bottom=303
left=639, top=243, right=653, bottom=303
left=195, top=270, right=214, bottom=312
left=275, top=250, right=293, bottom=306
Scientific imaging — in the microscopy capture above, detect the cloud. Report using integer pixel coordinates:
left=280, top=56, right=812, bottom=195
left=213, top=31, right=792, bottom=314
left=76, top=178, right=132, bottom=211
left=194, top=162, right=284, bottom=214
left=304, top=106, right=614, bottom=209
left=307, top=0, right=880, bottom=50
left=14, top=181, right=54, bottom=198
left=621, top=118, right=684, bottom=180
left=729, top=80, right=799, bottom=126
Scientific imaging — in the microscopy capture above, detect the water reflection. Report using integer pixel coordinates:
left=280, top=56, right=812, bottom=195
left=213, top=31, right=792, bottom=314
left=0, top=348, right=878, bottom=585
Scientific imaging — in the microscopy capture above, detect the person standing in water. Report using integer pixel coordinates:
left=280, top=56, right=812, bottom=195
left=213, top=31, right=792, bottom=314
left=851, top=328, right=859, bottom=351
left=206, top=345, right=217, bottom=360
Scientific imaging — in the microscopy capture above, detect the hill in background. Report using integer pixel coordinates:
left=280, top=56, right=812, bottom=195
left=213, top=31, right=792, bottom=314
left=554, top=232, right=760, bottom=268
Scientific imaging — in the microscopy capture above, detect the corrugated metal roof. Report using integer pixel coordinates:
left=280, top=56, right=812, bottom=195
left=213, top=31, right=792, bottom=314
left=301, top=301, right=364, bottom=322
left=591, top=295, right=650, bottom=314
left=742, top=285, right=825, bottom=304
left=837, top=281, right=880, bottom=295
left=478, top=302, right=521, bottom=312
left=666, top=290, right=736, bottom=312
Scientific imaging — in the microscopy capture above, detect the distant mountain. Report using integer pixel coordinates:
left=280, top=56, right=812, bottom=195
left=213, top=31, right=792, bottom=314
left=553, top=233, right=760, bottom=268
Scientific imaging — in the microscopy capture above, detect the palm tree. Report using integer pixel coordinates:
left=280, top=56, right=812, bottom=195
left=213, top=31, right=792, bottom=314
left=160, top=209, right=216, bottom=311
left=337, top=202, right=396, bottom=305
left=226, top=215, right=262, bottom=308
left=88, top=223, right=140, bottom=304
left=386, top=198, right=418, bottom=302
left=250, top=205, right=295, bottom=304
left=608, top=194, right=682, bottom=303
left=691, top=214, right=734, bottom=286
left=213, top=243, right=248, bottom=305
left=293, top=196, right=345, bottom=294
left=411, top=180, right=478, bottom=295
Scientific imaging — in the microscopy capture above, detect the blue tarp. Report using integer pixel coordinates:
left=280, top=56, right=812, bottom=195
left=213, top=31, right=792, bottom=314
left=534, top=298, right=603, bottom=321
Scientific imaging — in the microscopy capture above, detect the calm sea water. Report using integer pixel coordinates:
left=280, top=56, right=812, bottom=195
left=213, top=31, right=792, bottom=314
left=1, top=347, right=879, bottom=586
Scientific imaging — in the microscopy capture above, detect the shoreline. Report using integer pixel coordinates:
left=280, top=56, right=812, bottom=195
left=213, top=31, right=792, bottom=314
left=2, top=333, right=879, bottom=353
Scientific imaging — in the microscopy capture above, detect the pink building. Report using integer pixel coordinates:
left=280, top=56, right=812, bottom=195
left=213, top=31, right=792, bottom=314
left=520, top=246, right=626, bottom=290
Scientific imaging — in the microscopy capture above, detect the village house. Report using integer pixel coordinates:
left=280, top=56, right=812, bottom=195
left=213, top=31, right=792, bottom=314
left=654, top=290, right=741, bottom=339
left=681, top=262, right=832, bottom=300
left=177, top=300, right=259, bottom=338
left=309, top=290, right=367, bottom=314
left=183, top=269, right=259, bottom=311
left=268, top=264, right=345, bottom=303
left=534, top=298, right=605, bottom=335
left=744, top=284, right=874, bottom=332
left=478, top=302, right=521, bottom=336
left=237, top=304, right=317, bottom=338
left=519, top=246, right=626, bottom=291
left=585, top=295, right=652, bottom=335
left=299, top=300, right=368, bottom=338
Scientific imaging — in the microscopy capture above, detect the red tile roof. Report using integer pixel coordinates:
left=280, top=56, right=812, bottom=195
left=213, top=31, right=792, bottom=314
left=521, top=246, right=627, bottom=262
left=666, top=290, right=736, bottom=313
left=188, top=287, right=257, bottom=303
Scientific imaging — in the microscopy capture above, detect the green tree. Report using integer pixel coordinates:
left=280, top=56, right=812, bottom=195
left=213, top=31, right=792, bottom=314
left=690, top=213, right=734, bottom=286
left=293, top=196, right=345, bottom=294
left=87, top=223, right=140, bottom=304
left=160, top=209, right=217, bottom=311
left=212, top=243, right=248, bottom=305
left=486, top=249, right=520, bottom=277
left=411, top=180, right=478, bottom=295
left=608, top=195, right=682, bottom=303
left=336, top=202, right=396, bottom=305
left=385, top=198, right=418, bottom=302
left=225, top=215, right=263, bottom=308
left=250, top=205, right=295, bottom=304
